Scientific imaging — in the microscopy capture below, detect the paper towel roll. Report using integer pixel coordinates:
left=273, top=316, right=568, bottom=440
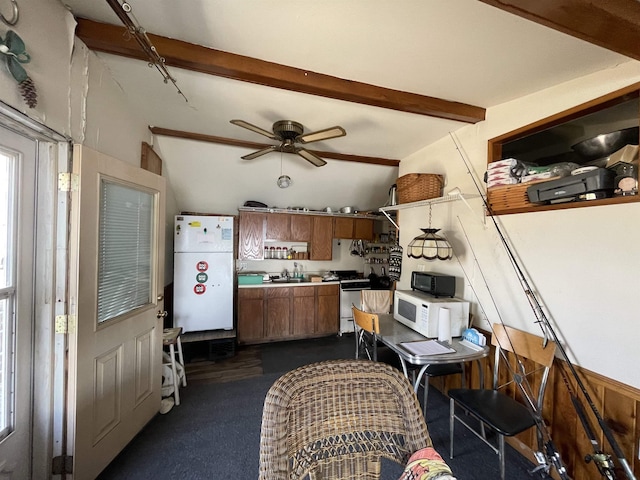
left=438, top=308, right=452, bottom=344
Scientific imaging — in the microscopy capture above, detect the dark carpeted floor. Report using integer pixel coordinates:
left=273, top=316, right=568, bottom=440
left=98, top=335, right=539, bottom=479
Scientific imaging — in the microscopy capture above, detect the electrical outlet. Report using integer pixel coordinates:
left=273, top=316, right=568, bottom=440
left=239, top=262, right=247, bottom=271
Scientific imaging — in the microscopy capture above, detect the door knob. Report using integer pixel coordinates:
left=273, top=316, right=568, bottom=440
left=157, top=310, right=168, bottom=319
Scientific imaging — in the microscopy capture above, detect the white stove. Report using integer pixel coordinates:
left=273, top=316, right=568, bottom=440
left=333, top=271, right=371, bottom=334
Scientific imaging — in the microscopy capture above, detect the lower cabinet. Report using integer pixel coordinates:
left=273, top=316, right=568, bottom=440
left=316, top=285, right=340, bottom=335
left=237, top=288, right=265, bottom=344
left=292, top=286, right=315, bottom=336
left=265, top=287, right=291, bottom=338
left=237, top=284, right=339, bottom=344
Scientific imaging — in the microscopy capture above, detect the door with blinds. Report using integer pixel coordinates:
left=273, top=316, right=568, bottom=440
left=66, top=145, right=165, bottom=479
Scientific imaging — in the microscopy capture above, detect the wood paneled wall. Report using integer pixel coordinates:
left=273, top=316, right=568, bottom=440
left=439, top=342, right=639, bottom=479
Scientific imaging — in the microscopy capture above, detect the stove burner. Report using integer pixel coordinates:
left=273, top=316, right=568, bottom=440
left=332, top=270, right=361, bottom=281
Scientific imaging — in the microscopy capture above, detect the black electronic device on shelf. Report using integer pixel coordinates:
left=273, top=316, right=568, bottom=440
left=526, top=168, right=615, bottom=204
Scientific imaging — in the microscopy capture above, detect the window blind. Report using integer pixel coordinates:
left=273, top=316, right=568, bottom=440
left=97, top=180, right=154, bottom=324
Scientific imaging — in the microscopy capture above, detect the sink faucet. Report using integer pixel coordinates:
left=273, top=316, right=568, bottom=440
left=281, top=268, right=289, bottom=279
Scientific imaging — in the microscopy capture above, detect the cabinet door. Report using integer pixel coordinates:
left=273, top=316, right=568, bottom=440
left=310, top=216, right=333, bottom=260
left=266, top=213, right=290, bottom=240
left=354, top=218, right=374, bottom=241
left=290, top=214, right=312, bottom=241
left=265, top=288, right=291, bottom=339
left=316, top=284, right=339, bottom=335
left=238, top=212, right=265, bottom=260
left=237, top=288, right=264, bottom=344
left=333, top=217, right=354, bottom=239
left=292, top=286, right=315, bottom=335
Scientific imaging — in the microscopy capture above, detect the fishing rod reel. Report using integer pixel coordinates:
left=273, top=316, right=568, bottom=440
left=585, top=452, right=616, bottom=480
left=529, top=443, right=569, bottom=479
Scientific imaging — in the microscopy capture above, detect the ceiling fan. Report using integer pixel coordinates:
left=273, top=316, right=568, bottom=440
left=230, top=119, right=346, bottom=167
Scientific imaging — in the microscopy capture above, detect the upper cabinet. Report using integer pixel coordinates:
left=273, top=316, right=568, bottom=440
left=265, top=213, right=290, bottom=240
left=309, top=216, right=333, bottom=261
left=487, top=82, right=640, bottom=215
left=333, top=217, right=374, bottom=241
left=238, top=211, right=265, bottom=260
left=238, top=210, right=376, bottom=259
left=290, top=215, right=312, bottom=242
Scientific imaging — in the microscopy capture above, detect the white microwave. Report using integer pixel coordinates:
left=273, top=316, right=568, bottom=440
left=394, top=290, right=470, bottom=338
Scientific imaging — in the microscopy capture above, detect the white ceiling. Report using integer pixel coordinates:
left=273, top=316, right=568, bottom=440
left=60, top=0, right=630, bottom=212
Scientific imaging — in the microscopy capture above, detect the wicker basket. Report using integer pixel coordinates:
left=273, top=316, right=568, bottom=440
left=396, top=173, right=444, bottom=204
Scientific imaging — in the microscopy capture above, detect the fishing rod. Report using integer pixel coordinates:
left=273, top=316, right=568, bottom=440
left=558, top=363, right=616, bottom=479
left=455, top=218, right=568, bottom=479
left=449, top=132, right=636, bottom=480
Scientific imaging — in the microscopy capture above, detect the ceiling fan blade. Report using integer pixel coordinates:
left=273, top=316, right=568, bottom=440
left=297, top=148, right=327, bottom=167
left=242, top=145, right=278, bottom=160
left=297, top=126, right=346, bottom=144
left=230, top=119, right=278, bottom=140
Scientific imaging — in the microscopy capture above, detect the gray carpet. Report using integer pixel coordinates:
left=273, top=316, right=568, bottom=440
left=98, top=336, right=541, bottom=479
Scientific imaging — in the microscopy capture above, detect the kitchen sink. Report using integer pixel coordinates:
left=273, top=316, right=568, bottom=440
left=271, top=277, right=305, bottom=283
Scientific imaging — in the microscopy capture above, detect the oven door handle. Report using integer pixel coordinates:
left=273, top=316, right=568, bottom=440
left=340, top=287, right=372, bottom=292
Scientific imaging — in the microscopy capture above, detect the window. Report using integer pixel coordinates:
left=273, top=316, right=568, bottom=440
left=0, top=149, right=16, bottom=440
left=97, top=180, right=154, bottom=324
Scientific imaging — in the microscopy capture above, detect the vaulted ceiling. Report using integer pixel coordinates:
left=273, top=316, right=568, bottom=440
left=60, top=0, right=639, bottom=212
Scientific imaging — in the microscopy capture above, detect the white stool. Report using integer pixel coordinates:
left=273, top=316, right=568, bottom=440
left=163, top=327, right=187, bottom=405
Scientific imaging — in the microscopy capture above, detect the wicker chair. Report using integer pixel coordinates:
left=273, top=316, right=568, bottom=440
left=258, top=359, right=433, bottom=480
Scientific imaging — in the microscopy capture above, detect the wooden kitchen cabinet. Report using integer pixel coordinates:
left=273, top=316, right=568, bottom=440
left=237, top=284, right=339, bottom=344
left=237, top=288, right=264, bottom=344
left=333, top=216, right=374, bottom=240
left=238, top=211, right=265, bottom=259
left=310, top=216, right=333, bottom=260
left=289, top=214, right=312, bottom=241
left=292, top=286, right=315, bottom=335
left=354, top=218, right=374, bottom=240
left=239, top=210, right=375, bottom=260
left=265, top=287, right=291, bottom=339
left=265, top=213, right=290, bottom=240
left=316, top=284, right=339, bottom=335
left=333, top=217, right=354, bottom=239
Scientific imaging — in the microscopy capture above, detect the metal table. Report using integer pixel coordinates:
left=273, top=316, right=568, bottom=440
left=377, top=314, right=490, bottom=393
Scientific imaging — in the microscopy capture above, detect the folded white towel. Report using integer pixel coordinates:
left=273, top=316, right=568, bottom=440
left=361, top=290, right=391, bottom=314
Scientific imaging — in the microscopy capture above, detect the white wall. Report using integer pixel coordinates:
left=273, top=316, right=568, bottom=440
left=0, top=0, right=151, bottom=164
left=399, top=61, right=640, bottom=389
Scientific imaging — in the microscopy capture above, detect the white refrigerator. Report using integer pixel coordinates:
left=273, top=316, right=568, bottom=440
left=174, top=215, right=234, bottom=333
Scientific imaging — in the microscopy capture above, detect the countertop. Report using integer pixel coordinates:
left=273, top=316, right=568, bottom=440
left=238, top=280, right=340, bottom=288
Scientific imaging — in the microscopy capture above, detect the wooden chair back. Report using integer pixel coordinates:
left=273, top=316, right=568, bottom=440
left=490, top=323, right=556, bottom=406
left=352, top=304, right=380, bottom=334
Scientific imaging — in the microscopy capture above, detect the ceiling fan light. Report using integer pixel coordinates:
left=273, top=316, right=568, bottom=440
left=277, top=175, right=292, bottom=188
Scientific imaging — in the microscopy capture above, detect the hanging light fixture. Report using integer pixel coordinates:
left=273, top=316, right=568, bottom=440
left=277, top=151, right=292, bottom=188
left=407, top=204, right=453, bottom=260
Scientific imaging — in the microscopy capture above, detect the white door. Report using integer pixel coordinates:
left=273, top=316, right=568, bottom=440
left=66, top=145, right=165, bottom=479
left=0, top=128, right=36, bottom=478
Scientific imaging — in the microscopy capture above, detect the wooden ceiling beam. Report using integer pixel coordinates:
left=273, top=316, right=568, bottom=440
left=149, top=127, right=400, bottom=167
left=479, top=0, right=640, bottom=61
left=75, top=18, right=485, bottom=124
